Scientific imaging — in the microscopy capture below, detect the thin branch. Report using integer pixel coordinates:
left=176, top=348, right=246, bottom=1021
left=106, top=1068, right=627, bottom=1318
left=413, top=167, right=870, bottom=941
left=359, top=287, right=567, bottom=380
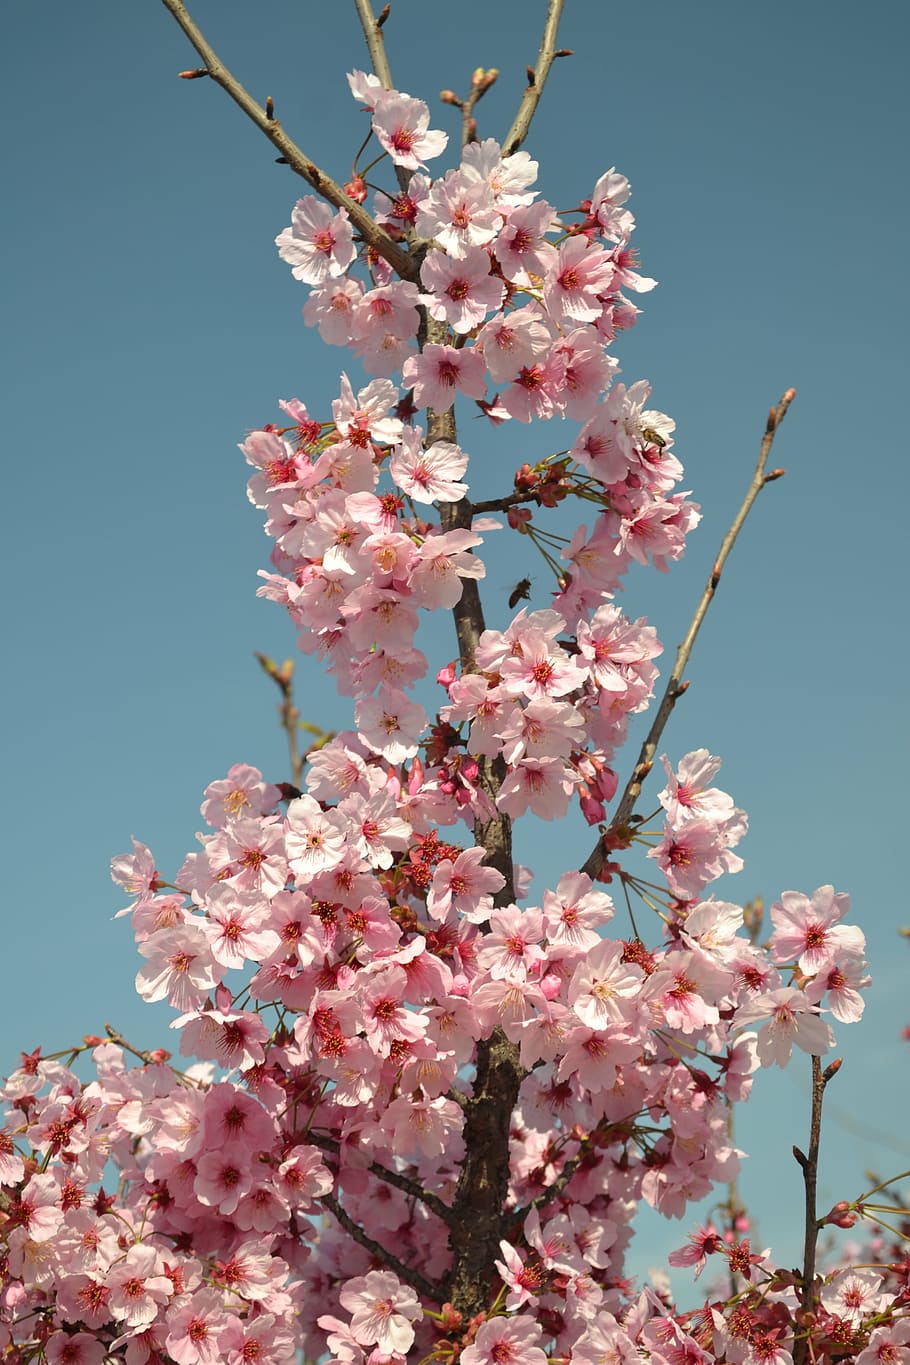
left=471, top=490, right=541, bottom=515
left=353, top=0, right=395, bottom=89
left=159, top=0, right=417, bottom=281
left=320, top=1193, right=443, bottom=1301
left=793, top=1055, right=841, bottom=1365
left=506, top=1139, right=593, bottom=1228
left=501, top=0, right=569, bottom=155
left=255, top=653, right=303, bottom=789
left=352, top=0, right=413, bottom=194
left=581, top=389, right=795, bottom=880
left=103, top=1024, right=164, bottom=1067
left=307, top=1130, right=454, bottom=1225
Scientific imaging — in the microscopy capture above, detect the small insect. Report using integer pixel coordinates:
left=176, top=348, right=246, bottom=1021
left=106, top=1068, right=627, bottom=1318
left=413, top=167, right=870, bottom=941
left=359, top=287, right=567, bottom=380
left=508, top=576, right=532, bottom=609
left=641, top=426, right=667, bottom=451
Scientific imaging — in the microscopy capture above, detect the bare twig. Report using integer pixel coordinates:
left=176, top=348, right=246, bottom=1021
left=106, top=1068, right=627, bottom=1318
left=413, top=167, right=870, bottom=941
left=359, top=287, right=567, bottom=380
left=502, top=0, right=569, bottom=154
left=103, top=1023, right=164, bottom=1066
left=581, top=389, right=795, bottom=880
left=255, top=653, right=304, bottom=789
left=353, top=0, right=396, bottom=89
left=158, top=0, right=417, bottom=281
left=320, top=1193, right=444, bottom=1300
left=793, top=1055, right=842, bottom=1365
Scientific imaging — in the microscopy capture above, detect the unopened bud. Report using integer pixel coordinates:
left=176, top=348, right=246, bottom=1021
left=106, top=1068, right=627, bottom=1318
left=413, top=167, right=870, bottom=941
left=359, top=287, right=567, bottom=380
left=265, top=95, right=275, bottom=120
left=343, top=176, right=368, bottom=203
left=438, top=1303, right=462, bottom=1334
left=439, top=89, right=460, bottom=105
left=474, top=68, right=499, bottom=94
left=825, top=1200, right=858, bottom=1228
left=178, top=68, right=209, bottom=80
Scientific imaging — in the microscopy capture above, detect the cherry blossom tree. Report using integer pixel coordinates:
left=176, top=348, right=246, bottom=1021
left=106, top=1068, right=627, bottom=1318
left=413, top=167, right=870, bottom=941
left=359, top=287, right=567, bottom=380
left=2, top=5, right=907, bottom=1365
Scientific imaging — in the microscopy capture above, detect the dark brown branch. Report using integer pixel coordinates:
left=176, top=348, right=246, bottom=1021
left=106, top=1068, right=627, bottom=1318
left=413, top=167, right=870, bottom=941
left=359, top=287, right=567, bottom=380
left=307, top=1130, right=454, bottom=1225
left=793, top=1055, right=841, bottom=1365
left=320, top=1193, right=444, bottom=1301
left=501, top=0, right=568, bottom=155
left=471, top=489, right=542, bottom=515
left=443, top=1029, right=526, bottom=1315
left=581, top=389, right=795, bottom=880
left=159, top=0, right=417, bottom=281
left=411, top=317, right=524, bottom=1317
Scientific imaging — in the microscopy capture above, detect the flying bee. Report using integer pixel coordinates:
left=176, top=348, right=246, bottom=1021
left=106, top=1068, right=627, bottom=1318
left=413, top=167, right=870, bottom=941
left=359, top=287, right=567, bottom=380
left=641, top=426, right=667, bottom=451
left=508, top=576, right=532, bottom=609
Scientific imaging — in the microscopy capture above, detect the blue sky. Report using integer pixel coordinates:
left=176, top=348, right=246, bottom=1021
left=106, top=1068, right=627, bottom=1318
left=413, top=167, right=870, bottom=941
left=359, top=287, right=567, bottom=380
left=3, top=0, right=908, bottom=1290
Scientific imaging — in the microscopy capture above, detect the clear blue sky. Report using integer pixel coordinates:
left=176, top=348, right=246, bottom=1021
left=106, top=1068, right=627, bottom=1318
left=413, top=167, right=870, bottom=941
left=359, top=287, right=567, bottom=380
left=3, top=0, right=908, bottom=1289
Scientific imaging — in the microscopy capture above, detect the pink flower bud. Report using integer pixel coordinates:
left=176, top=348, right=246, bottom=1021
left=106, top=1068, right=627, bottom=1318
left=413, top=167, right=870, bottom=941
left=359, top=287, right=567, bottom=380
left=344, top=176, right=368, bottom=203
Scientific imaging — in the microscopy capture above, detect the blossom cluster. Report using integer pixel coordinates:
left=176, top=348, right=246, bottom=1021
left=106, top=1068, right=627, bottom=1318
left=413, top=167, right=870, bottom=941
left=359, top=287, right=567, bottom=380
left=1, top=62, right=898, bottom=1365
left=253, top=73, right=698, bottom=831
left=0, top=747, right=877, bottom=1364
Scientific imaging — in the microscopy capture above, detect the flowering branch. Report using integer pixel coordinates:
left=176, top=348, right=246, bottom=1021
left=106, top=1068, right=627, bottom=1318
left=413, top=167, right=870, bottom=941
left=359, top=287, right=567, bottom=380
left=351, top=0, right=414, bottom=197
left=582, top=388, right=795, bottom=880
left=306, top=1130, right=455, bottom=1225
left=501, top=0, right=570, bottom=154
left=6, top=19, right=885, bottom=1365
left=444, top=1030, right=526, bottom=1315
left=320, top=1193, right=444, bottom=1302
left=159, top=0, right=417, bottom=281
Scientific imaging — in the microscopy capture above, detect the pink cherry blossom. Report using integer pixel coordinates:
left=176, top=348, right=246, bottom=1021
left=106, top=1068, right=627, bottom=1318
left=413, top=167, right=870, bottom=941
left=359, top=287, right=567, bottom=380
left=338, top=1269, right=422, bottom=1352
left=370, top=91, right=448, bottom=169
left=820, top=1268, right=889, bottom=1324
left=276, top=197, right=356, bottom=285
left=421, top=246, right=505, bottom=333
left=415, top=168, right=501, bottom=257
left=768, top=885, right=862, bottom=973
left=356, top=689, right=428, bottom=763
left=389, top=430, right=469, bottom=503
left=568, top=939, right=644, bottom=1028
left=735, top=987, right=835, bottom=1067
left=135, top=923, right=221, bottom=1010
left=402, top=343, right=487, bottom=411
left=164, top=1289, right=232, bottom=1365
left=461, top=1314, right=549, bottom=1365
left=106, top=1242, right=173, bottom=1327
